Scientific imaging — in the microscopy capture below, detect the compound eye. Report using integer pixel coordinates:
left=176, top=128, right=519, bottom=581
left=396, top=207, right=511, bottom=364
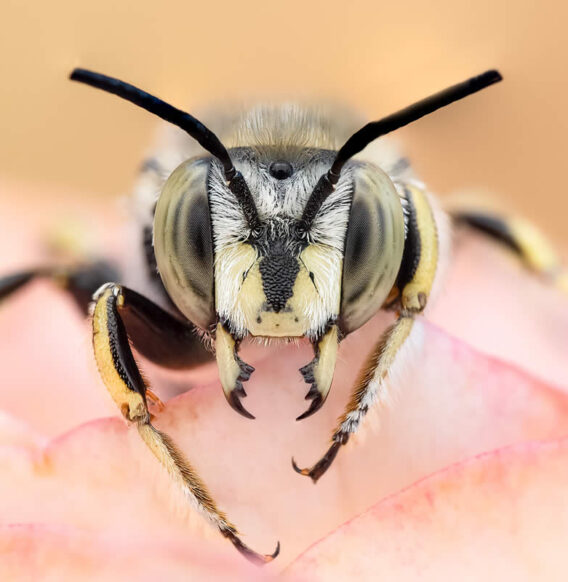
left=339, top=167, right=406, bottom=334
left=153, top=158, right=215, bottom=330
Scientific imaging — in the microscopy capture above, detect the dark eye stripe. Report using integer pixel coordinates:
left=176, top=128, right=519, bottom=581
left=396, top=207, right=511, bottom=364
left=395, top=187, right=421, bottom=290
left=154, top=159, right=215, bottom=329
left=342, top=199, right=373, bottom=304
left=339, top=167, right=405, bottom=334
left=175, top=193, right=213, bottom=301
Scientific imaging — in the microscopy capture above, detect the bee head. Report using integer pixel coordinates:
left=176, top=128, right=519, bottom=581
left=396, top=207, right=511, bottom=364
left=70, top=68, right=502, bottom=342
left=208, top=146, right=351, bottom=340
left=153, top=144, right=407, bottom=341
left=153, top=146, right=350, bottom=340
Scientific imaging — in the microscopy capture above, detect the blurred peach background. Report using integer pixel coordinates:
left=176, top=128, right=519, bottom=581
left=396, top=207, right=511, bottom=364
left=1, top=0, right=567, bottom=249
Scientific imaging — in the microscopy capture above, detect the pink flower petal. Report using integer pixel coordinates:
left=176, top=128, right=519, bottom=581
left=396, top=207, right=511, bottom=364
left=0, top=524, right=266, bottom=581
left=0, top=411, right=44, bottom=449
left=0, top=283, right=113, bottom=436
left=286, top=438, right=568, bottom=581
left=0, top=322, right=566, bottom=568
left=429, top=230, right=568, bottom=388
left=1, top=184, right=567, bottom=575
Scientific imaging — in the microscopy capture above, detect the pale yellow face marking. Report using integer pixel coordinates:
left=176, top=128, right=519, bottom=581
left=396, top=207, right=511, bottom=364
left=214, top=243, right=258, bottom=334
left=291, top=244, right=343, bottom=331
left=215, top=322, right=243, bottom=399
left=214, top=241, right=343, bottom=337
left=312, top=325, right=339, bottom=402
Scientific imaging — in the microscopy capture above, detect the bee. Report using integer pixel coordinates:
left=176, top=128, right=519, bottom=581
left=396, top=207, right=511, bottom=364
left=2, top=68, right=565, bottom=563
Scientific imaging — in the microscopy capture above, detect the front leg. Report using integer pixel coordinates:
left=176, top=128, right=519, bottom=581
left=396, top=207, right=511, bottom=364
left=293, top=183, right=438, bottom=482
left=92, top=283, right=278, bottom=563
left=293, top=315, right=415, bottom=481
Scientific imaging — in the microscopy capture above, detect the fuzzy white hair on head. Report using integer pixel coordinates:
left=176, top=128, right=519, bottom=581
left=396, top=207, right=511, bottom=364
left=224, top=103, right=362, bottom=151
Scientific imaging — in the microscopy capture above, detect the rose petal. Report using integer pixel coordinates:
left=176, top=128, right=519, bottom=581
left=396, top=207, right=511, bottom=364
left=0, top=322, right=567, bottom=569
left=0, top=283, right=113, bottom=436
left=429, top=229, right=568, bottom=388
left=1, top=183, right=567, bottom=574
left=0, top=524, right=267, bottom=581
left=286, top=438, right=568, bottom=581
left=0, top=411, right=45, bottom=449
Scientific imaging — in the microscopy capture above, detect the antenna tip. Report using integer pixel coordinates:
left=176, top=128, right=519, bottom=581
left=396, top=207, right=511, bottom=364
left=69, top=68, right=95, bottom=83
left=479, top=69, right=503, bottom=85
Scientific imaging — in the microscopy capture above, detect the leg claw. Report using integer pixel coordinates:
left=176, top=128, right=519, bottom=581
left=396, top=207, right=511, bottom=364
left=224, top=529, right=280, bottom=565
left=146, top=388, right=165, bottom=411
left=291, top=440, right=343, bottom=483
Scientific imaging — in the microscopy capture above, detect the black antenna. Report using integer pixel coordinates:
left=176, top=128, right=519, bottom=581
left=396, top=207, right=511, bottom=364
left=301, top=69, right=503, bottom=228
left=70, top=69, right=261, bottom=231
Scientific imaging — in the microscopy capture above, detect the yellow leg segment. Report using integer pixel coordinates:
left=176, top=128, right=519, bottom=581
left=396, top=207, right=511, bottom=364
left=400, top=185, right=439, bottom=311
left=494, top=216, right=568, bottom=294
left=293, top=183, right=438, bottom=483
left=92, top=283, right=278, bottom=564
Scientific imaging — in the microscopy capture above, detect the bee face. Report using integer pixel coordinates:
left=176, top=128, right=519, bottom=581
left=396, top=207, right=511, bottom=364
left=211, top=147, right=351, bottom=340
left=214, top=224, right=345, bottom=339
left=154, top=144, right=406, bottom=341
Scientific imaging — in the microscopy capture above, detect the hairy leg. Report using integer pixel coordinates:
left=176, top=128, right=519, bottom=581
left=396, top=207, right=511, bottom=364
left=293, top=183, right=438, bottom=482
left=92, top=283, right=279, bottom=564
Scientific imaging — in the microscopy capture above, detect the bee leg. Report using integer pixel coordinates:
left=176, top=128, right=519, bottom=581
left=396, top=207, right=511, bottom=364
left=215, top=322, right=256, bottom=419
left=0, top=270, right=38, bottom=300
left=293, top=184, right=438, bottom=482
left=145, top=387, right=166, bottom=411
left=0, top=261, right=119, bottom=312
left=296, top=325, right=339, bottom=420
left=292, top=316, right=415, bottom=482
left=117, top=287, right=213, bottom=369
left=92, top=283, right=279, bottom=564
left=452, top=209, right=568, bottom=293
left=0, top=263, right=214, bottom=369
